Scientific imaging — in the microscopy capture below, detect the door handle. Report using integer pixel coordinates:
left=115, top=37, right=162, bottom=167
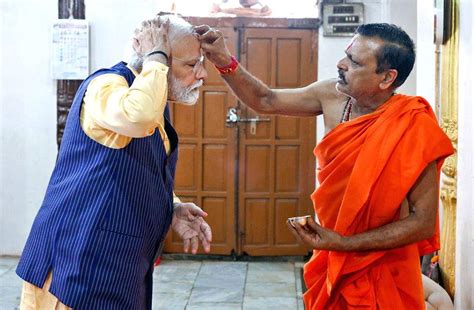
left=226, top=108, right=271, bottom=125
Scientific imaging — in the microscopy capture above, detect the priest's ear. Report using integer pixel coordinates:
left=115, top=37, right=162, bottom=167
left=379, top=69, right=398, bottom=90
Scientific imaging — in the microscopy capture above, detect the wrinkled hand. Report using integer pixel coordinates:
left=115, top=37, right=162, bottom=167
left=172, top=202, right=212, bottom=254
left=287, top=216, right=345, bottom=251
left=133, top=16, right=171, bottom=58
left=194, top=25, right=232, bottom=67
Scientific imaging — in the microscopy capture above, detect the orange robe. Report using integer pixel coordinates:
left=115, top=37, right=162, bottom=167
left=303, top=94, right=454, bottom=309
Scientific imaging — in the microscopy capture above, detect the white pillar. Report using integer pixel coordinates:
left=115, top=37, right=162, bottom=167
left=454, top=0, right=474, bottom=308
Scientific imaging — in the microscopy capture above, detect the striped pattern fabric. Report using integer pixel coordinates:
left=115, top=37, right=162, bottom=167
left=16, top=62, right=179, bottom=309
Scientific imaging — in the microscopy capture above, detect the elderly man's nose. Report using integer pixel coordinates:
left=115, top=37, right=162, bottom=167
left=196, top=66, right=208, bottom=80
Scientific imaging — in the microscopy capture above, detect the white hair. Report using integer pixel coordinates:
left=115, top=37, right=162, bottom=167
left=125, top=14, right=193, bottom=73
left=165, top=15, right=194, bottom=44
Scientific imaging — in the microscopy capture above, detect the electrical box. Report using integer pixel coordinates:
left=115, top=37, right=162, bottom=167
left=322, top=2, right=364, bottom=37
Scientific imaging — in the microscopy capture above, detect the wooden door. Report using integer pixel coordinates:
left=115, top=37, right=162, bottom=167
left=165, top=22, right=317, bottom=256
left=165, top=29, right=239, bottom=255
left=238, top=28, right=317, bottom=256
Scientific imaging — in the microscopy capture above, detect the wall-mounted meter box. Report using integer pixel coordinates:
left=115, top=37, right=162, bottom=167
left=322, top=2, right=364, bottom=37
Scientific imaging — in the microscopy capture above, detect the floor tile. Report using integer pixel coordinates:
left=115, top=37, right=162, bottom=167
left=244, top=282, right=296, bottom=298
left=295, top=266, right=303, bottom=294
left=246, top=268, right=296, bottom=284
left=189, top=286, right=244, bottom=303
left=0, top=270, right=22, bottom=288
left=186, top=302, right=242, bottom=310
left=199, top=262, right=248, bottom=277
left=153, top=261, right=201, bottom=283
left=0, top=301, right=19, bottom=310
left=243, top=296, right=297, bottom=310
left=152, top=293, right=188, bottom=310
left=153, top=280, right=193, bottom=295
left=297, top=298, right=305, bottom=310
left=247, top=262, right=294, bottom=272
left=0, top=264, right=14, bottom=276
left=194, top=275, right=245, bottom=289
left=0, top=286, right=21, bottom=303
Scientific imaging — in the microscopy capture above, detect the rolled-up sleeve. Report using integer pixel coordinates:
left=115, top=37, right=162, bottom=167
left=83, top=61, right=169, bottom=138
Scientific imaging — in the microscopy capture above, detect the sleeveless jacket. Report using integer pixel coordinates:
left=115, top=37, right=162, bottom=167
left=16, top=62, right=179, bottom=309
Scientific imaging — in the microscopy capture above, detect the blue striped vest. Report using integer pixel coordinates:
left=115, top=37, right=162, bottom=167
left=16, top=62, right=178, bottom=309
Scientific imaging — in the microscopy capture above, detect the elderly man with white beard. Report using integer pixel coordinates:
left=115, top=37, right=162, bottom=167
left=16, top=14, right=212, bottom=309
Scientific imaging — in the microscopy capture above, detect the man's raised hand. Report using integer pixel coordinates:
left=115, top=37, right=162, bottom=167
left=194, top=25, right=232, bottom=67
left=133, top=16, right=171, bottom=61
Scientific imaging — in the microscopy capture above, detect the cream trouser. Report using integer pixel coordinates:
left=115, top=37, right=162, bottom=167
left=20, top=272, right=72, bottom=310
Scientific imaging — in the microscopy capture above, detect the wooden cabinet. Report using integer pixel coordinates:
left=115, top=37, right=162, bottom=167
left=165, top=17, right=318, bottom=256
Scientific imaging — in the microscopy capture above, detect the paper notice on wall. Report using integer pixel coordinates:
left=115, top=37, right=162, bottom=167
left=52, top=19, right=89, bottom=80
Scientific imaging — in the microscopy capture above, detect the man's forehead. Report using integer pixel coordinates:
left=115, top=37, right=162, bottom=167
left=345, top=40, right=355, bottom=53
left=345, top=34, right=365, bottom=51
left=173, top=35, right=201, bottom=59
left=345, top=35, right=382, bottom=56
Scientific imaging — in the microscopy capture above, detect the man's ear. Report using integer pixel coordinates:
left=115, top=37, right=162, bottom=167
left=379, top=69, right=398, bottom=90
left=132, top=37, right=140, bottom=53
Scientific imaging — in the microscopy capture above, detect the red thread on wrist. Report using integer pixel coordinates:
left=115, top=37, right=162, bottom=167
left=215, top=56, right=239, bottom=75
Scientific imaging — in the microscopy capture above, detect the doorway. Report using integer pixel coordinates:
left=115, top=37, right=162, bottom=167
left=165, top=17, right=318, bottom=256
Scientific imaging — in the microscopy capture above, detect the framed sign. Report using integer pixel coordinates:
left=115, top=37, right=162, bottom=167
left=52, top=19, right=89, bottom=80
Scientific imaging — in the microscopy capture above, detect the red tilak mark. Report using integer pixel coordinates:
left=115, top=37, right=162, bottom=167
left=345, top=41, right=354, bottom=53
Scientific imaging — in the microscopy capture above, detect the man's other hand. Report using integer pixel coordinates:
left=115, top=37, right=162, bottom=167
left=133, top=16, right=171, bottom=59
left=287, top=216, right=345, bottom=251
left=194, top=25, right=232, bottom=67
left=172, top=202, right=212, bottom=254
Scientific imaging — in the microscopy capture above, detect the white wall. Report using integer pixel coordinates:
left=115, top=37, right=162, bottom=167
left=455, top=1, right=473, bottom=308
left=416, top=0, right=436, bottom=108
left=86, top=0, right=158, bottom=72
left=389, top=0, right=417, bottom=96
left=0, top=0, right=58, bottom=255
left=85, top=0, right=176, bottom=72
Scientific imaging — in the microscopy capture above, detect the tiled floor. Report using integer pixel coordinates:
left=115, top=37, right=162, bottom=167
left=0, top=256, right=305, bottom=309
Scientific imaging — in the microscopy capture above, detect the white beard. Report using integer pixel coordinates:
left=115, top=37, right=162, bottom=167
left=168, top=76, right=203, bottom=105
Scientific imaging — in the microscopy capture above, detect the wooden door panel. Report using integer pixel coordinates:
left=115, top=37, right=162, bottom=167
left=244, top=198, right=270, bottom=245
left=246, top=38, right=273, bottom=84
left=203, top=92, right=228, bottom=138
left=276, top=117, right=300, bottom=139
left=275, top=146, right=300, bottom=192
left=276, top=39, right=302, bottom=87
left=202, top=197, right=229, bottom=244
left=244, top=146, right=271, bottom=193
left=239, top=28, right=317, bottom=256
left=202, top=144, right=227, bottom=191
left=173, top=104, right=198, bottom=138
left=174, top=143, right=198, bottom=190
left=274, top=198, right=301, bottom=245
